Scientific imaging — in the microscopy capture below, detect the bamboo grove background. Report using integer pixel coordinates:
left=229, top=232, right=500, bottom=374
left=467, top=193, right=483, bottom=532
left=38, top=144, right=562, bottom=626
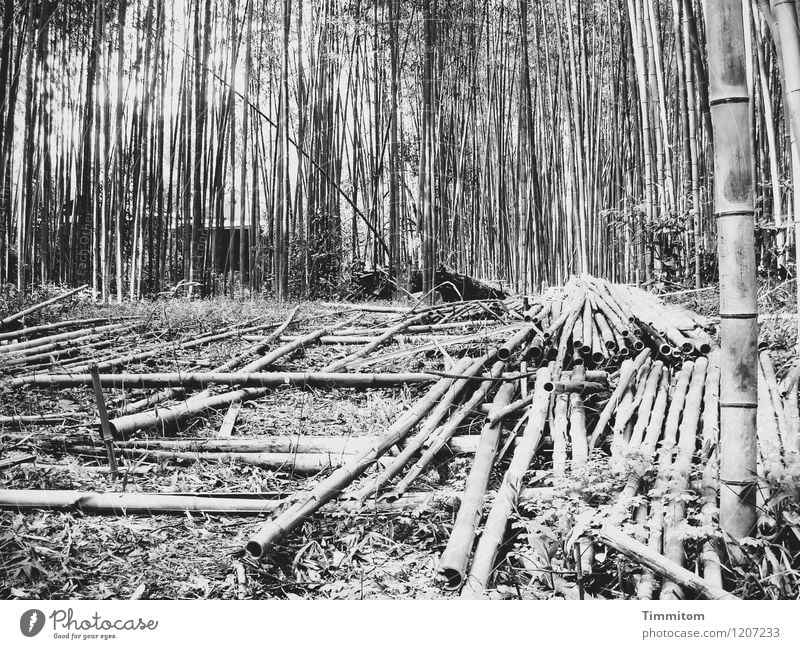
left=0, top=0, right=798, bottom=300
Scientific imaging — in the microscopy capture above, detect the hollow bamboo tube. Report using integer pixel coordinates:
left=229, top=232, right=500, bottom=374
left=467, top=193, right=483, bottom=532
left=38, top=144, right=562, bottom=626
left=581, top=298, right=594, bottom=352
left=661, top=358, right=707, bottom=599
left=245, top=372, right=463, bottom=558
left=496, top=325, right=537, bottom=361
left=597, top=526, right=738, bottom=600
left=571, top=318, right=584, bottom=351
left=353, top=357, right=477, bottom=502
left=390, top=361, right=508, bottom=499
left=460, top=368, right=554, bottom=596
left=594, top=311, right=616, bottom=351
left=435, top=381, right=518, bottom=590
left=589, top=348, right=652, bottom=448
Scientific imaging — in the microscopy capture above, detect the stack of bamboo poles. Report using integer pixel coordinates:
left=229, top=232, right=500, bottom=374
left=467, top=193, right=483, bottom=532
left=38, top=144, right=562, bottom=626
left=4, top=277, right=799, bottom=600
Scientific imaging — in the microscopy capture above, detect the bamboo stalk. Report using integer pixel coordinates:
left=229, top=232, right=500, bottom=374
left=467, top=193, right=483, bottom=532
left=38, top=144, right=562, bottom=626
left=390, top=360, right=508, bottom=499
left=245, top=372, right=463, bottom=557
left=661, top=358, right=707, bottom=599
left=0, top=285, right=88, bottom=328
left=461, top=367, right=553, bottom=596
left=597, top=525, right=738, bottom=600
left=354, top=357, right=478, bottom=502
left=589, top=348, right=651, bottom=448
left=436, top=381, right=518, bottom=590
left=12, top=371, right=438, bottom=390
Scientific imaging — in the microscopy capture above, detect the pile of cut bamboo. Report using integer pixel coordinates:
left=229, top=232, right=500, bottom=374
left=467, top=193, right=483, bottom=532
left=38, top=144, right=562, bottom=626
left=2, top=276, right=798, bottom=600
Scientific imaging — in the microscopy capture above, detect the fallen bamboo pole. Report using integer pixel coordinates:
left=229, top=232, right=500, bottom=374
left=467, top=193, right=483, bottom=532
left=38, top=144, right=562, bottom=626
left=71, top=447, right=393, bottom=474
left=661, top=358, right=707, bottom=600
left=589, top=348, right=652, bottom=448
left=569, top=365, right=588, bottom=469
left=596, top=526, right=738, bottom=600
left=436, top=381, right=518, bottom=590
left=0, top=323, right=130, bottom=355
left=245, top=372, right=464, bottom=557
left=460, top=367, right=554, bottom=596
left=389, top=362, right=508, bottom=500
left=0, top=488, right=460, bottom=516
left=354, top=357, right=481, bottom=503
left=323, top=312, right=430, bottom=371
left=85, top=434, right=484, bottom=456
left=0, top=285, right=88, bottom=328
left=10, top=371, right=438, bottom=390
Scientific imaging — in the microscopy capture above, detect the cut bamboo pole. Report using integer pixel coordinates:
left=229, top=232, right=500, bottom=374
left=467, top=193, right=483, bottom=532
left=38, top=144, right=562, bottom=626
left=627, top=360, right=664, bottom=449
left=323, top=312, right=429, bottom=371
left=390, top=360, right=508, bottom=499
left=0, top=488, right=458, bottom=516
left=597, top=526, right=738, bottom=599
left=569, top=365, right=588, bottom=470
left=246, top=372, right=463, bottom=557
left=461, top=367, right=554, bottom=596
left=12, top=371, right=437, bottom=390
left=0, top=285, right=88, bottom=328
left=661, top=358, right=707, bottom=599
left=435, top=381, right=518, bottom=590
left=589, top=348, right=652, bottom=448
left=354, top=357, right=478, bottom=503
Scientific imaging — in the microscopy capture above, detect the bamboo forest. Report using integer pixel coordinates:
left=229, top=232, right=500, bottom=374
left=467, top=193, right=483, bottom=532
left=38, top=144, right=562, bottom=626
left=1, top=0, right=800, bottom=605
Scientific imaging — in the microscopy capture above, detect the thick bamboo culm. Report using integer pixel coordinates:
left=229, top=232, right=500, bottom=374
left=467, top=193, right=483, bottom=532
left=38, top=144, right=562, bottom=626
left=245, top=372, right=463, bottom=558
left=460, top=367, right=554, bottom=596
left=706, top=0, right=759, bottom=549
left=435, top=382, right=518, bottom=590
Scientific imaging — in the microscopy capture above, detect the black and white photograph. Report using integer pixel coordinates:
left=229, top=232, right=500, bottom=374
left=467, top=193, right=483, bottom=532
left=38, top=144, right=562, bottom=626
left=0, top=0, right=799, bottom=644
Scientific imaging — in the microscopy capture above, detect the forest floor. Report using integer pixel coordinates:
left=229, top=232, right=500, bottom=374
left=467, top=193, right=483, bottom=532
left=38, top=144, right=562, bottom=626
left=1, top=279, right=799, bottom=600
